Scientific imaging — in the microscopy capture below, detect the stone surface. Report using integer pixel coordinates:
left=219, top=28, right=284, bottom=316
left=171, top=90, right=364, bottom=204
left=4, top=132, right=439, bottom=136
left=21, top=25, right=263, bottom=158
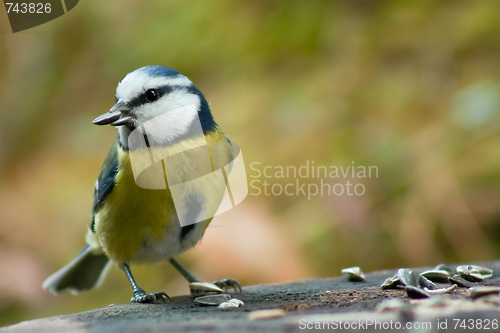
left=2, top=261, right=500, bottom=332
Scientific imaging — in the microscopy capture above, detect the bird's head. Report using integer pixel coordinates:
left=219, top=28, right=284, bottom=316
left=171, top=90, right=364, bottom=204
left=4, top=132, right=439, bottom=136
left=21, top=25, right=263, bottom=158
left=93, top=66, right=216, bottom=148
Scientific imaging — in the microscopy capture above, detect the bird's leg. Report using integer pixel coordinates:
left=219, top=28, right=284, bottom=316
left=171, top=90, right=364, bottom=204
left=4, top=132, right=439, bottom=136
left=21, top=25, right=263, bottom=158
left=123, top=263, right=170, bottom=303
left=169, top=258, right=242, bottom=294
left=168, top=258, right=199, bottom=283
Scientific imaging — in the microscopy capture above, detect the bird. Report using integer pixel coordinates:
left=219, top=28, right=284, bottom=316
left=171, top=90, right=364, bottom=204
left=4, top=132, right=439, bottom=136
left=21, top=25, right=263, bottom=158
left=43, top=65, right=241, bottom=303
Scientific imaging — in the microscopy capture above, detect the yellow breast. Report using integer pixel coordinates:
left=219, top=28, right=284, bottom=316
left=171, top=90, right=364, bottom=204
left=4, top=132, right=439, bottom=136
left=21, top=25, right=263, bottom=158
left=92, top=129, right=232, bottom=263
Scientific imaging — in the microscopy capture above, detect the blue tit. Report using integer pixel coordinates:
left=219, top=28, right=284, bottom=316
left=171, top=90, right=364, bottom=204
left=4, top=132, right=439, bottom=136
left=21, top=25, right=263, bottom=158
left=43, top=65, right=241, bottom=303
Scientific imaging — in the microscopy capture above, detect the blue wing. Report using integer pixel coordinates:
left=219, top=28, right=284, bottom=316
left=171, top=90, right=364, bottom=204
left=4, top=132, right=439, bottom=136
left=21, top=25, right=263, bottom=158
left=91, top=137, right=120, bottom=232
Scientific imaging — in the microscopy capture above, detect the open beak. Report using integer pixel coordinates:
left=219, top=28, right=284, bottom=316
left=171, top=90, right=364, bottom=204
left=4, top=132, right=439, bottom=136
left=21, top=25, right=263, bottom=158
left=93, top=101, right=135, bottom=126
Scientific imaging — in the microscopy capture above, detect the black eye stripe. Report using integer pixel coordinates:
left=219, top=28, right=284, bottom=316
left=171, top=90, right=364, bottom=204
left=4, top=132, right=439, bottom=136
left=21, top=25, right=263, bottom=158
left=127, top=85, right=175, bottom=108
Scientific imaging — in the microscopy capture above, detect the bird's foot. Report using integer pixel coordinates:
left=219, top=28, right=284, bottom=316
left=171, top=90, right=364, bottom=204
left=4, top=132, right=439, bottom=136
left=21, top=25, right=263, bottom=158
left=131, top=290, right=170, bottom=304
left=212, top=279, right=242, bottom=294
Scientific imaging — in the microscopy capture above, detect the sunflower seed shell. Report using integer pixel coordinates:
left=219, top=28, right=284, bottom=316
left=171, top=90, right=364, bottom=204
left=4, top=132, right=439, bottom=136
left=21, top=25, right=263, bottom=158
left=341, top=266, right=366, bottom=282
left=405, top=286, right=431, bottom=299
left=381, top=274, right=400, bottom=289
left=420, top=270, right=450, bottom=283
left=456, top=265, right=492, bottom=282
left=398, top=269, right=418, bottom=287
left=449, top=275, right=474, bottom=288
left=432, top=264, right=453, bottom=274
left=467, top=286, right=500, bottom=299
left=419, top=275, right=437, bottom=290
left=195, top=293, right=231, bottom=306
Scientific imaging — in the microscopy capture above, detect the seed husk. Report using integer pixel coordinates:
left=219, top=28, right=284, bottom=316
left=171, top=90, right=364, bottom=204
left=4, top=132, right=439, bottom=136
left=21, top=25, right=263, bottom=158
left=424, top=284, right=456, bottom=295
left=405, top=286, right=431, bottom=299
left=467, top=286, right=500, bottom=299
left=398, top=268, right=418, bottom=287
left=419, top=275, right=437, bottom=290
left=341, top=266, right=366, bottom=282
left=381, top=274, right=400, bottom=289
left=449, top=275, right=474, bottom=288
left=432, top=264, right=453, bottom=274
left=468, top=265, right=493, bottom=277
left=456, top=265, right=493, bottom=282
left=458, top=271, right=484, bottom=282
left=195, top=293, right=231, bottom=306
left=420, top=270, right=450, bottom=283
left=190, top=282, right=223, bottom=297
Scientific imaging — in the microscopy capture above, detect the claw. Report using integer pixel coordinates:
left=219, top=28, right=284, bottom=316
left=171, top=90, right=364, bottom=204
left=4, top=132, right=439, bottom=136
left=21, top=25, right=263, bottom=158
left=155, top=291, right=171, bottom=303
left=212, top=279, right=242, bottom=294
left=131, top=291, right=171, bottom=304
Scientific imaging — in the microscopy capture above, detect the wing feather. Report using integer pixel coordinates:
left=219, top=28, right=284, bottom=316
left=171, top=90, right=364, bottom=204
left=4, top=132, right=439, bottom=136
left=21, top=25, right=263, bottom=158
left=91, top=137, right=120, bottom=232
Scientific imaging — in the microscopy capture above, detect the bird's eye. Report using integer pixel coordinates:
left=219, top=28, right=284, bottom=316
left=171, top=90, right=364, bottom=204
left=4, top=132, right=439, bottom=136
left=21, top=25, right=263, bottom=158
left=145, top=89, right=160, bottom=102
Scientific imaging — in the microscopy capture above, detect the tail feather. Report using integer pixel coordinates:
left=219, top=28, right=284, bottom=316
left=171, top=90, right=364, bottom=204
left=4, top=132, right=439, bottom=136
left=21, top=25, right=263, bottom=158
left=43, top=245, right=111, bottom=295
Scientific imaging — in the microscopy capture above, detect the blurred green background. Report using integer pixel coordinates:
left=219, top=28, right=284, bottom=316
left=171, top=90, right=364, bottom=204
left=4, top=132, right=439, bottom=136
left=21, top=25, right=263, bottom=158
left=1, top=0, right=500, bottom=326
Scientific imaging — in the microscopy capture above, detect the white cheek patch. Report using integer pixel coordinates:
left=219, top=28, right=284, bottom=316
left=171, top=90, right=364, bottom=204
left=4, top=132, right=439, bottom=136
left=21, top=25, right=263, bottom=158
left=131, top=89, right=201, bottom=144
left=126, top=104, right=206, bottom=190
left=141, top=104, right=202, bottom=146
left=117, top=88, right=202, bottom=150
